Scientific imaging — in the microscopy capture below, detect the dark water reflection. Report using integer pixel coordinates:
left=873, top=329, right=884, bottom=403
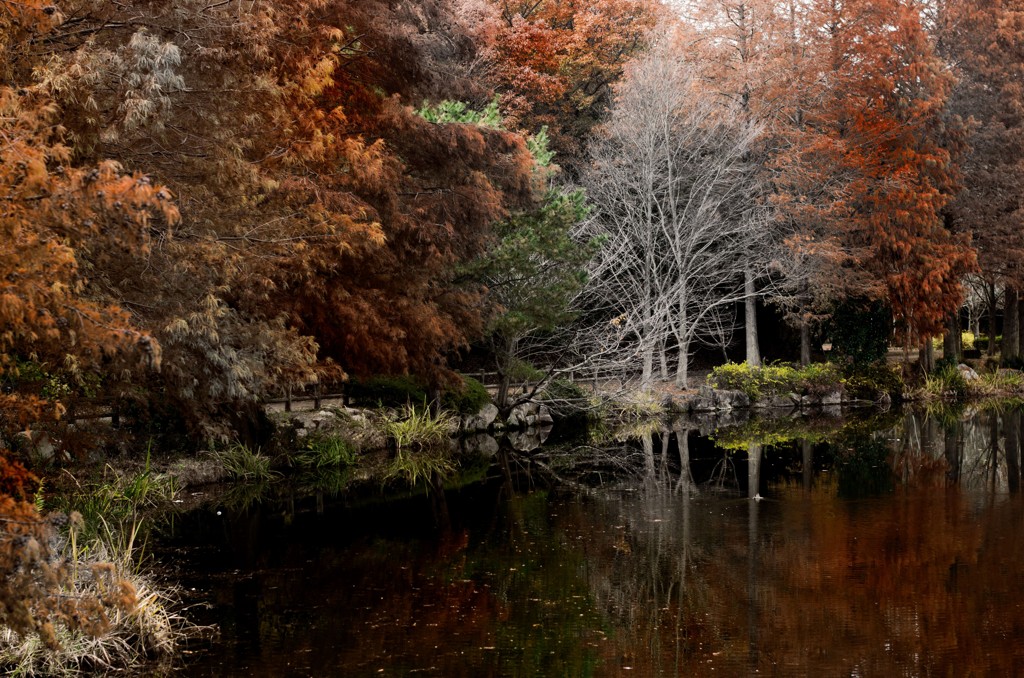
left=163, top=406, right=1024, bottom=676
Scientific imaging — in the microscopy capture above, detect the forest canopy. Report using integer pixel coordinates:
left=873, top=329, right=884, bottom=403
left=0, top=0, right=1021, bottom=501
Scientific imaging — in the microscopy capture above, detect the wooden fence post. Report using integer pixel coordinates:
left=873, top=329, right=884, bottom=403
left=285, top=385, right=292, bottom=413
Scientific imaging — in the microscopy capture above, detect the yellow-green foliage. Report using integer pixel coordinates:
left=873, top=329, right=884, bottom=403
left=931, top=331, right=975, bottom=351
left=707, top=362, right=844, bottom=400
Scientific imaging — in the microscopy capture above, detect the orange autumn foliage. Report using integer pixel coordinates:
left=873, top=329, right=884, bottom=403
left=486, top=0, right=661, bottom=170
left=0, top=0, right=173, bottom=643
left=691, top=0, right=975, bottom=341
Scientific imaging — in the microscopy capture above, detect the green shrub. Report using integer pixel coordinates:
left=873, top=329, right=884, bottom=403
left=843, top=362, right=904, bottom=400
left=346, top=375, right=428, bottom=407
left=795, top=362, right=844, bottom=396
left=417, top=97, right=503, bottom=128
left=506, top=358, right=546, bottom=382
left=708, top=361, right=847, bottom=401
left=539, top=378, right=593, bottom=426
left=828, top=299, right=892, bottom=364
left=707, top=362, right=787, bottom=399
left=441, top=375, right=492, bottom=415
left=383, top=404, right=457, bottom=486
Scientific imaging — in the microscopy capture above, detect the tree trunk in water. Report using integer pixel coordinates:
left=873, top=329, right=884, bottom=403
left=800, top=319, right=811, bottom=367
left=944, top=420, right=961, bottom=483
left=747, top=441, right=761, bottom=668
left=801, top=438, right=813, bottom=491
left=745, top=268, right=761, bottom=367
left=1006, top=287, right=1020, bottom=361
left=675, top=424, right=693, bottom=493
left=1007, top=410, right=1021, bottom=495
left=642, top=430, right=655, bottom=476
left=943, top=312, right=961, bottom=364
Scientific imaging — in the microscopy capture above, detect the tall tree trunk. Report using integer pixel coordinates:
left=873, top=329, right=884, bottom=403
left=1006, top=286, right=1020, bottom=361
left=987, top=282, right=999, bottom=357
left=642, top=343, right=655, bottom=391
left=495, top=335, right=516, bottom=411
left=943, top=311, right=961, bottom=363
left=659, top=341, right=669, bottom=380
left=675, top=299, right=690, bottom=388
left=800, top=317, right=811, bottom=367
left=745, top=268, right=760, bottom=367
left=676, top=339, right=689, bottom=389
left=921, top=338, right=934, bottom=373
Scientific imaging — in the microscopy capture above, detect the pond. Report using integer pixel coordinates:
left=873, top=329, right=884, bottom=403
left=159, top=405, right=1024, bottom=676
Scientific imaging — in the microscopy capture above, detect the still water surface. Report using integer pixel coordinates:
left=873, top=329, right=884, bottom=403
left=162, top=407, right=1024, bottom=676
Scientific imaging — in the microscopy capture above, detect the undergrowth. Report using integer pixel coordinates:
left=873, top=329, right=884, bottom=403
left=7, top=451, right=192, bottom=675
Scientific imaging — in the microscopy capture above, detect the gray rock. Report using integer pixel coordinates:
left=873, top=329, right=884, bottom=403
left=767, top=393, right=799, bottom=409
left=958, top=364, right=981, bottom=382
left=692, top=386, right=751, bottom=411
left=689, top=388, right=717, bottom=412
left=820, top=389, right=843, bottom=406
left=719, top=389, right=751, bottom=409
left=462, top=403, right=499, bottom=432
left=507, top=402, right=541, bottom=429
left=536, top=405, right=554, bottom=426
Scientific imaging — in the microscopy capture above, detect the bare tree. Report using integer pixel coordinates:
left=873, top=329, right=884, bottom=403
left=578, top=46, right=771, bottom=389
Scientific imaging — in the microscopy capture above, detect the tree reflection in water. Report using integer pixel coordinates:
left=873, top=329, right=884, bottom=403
left=169, top=406, right=1024, bottom=676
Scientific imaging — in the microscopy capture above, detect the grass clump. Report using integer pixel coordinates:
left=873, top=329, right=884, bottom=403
left=296, top=434, right=355, bottom=469
left=975, top=370, right=1024, bottom=395
left=384, top=404, right=457, bottom=452
left=54, top=449, right=175, bottom=557
left=382, top=404, right=458, bottom=486
left=14, top=451, right=192, bottom=675
left=922, top=363, right=968, bottom=400
left=213, top=443, right=278, bottom=482
left=0, top=535, right=187, bottom=677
